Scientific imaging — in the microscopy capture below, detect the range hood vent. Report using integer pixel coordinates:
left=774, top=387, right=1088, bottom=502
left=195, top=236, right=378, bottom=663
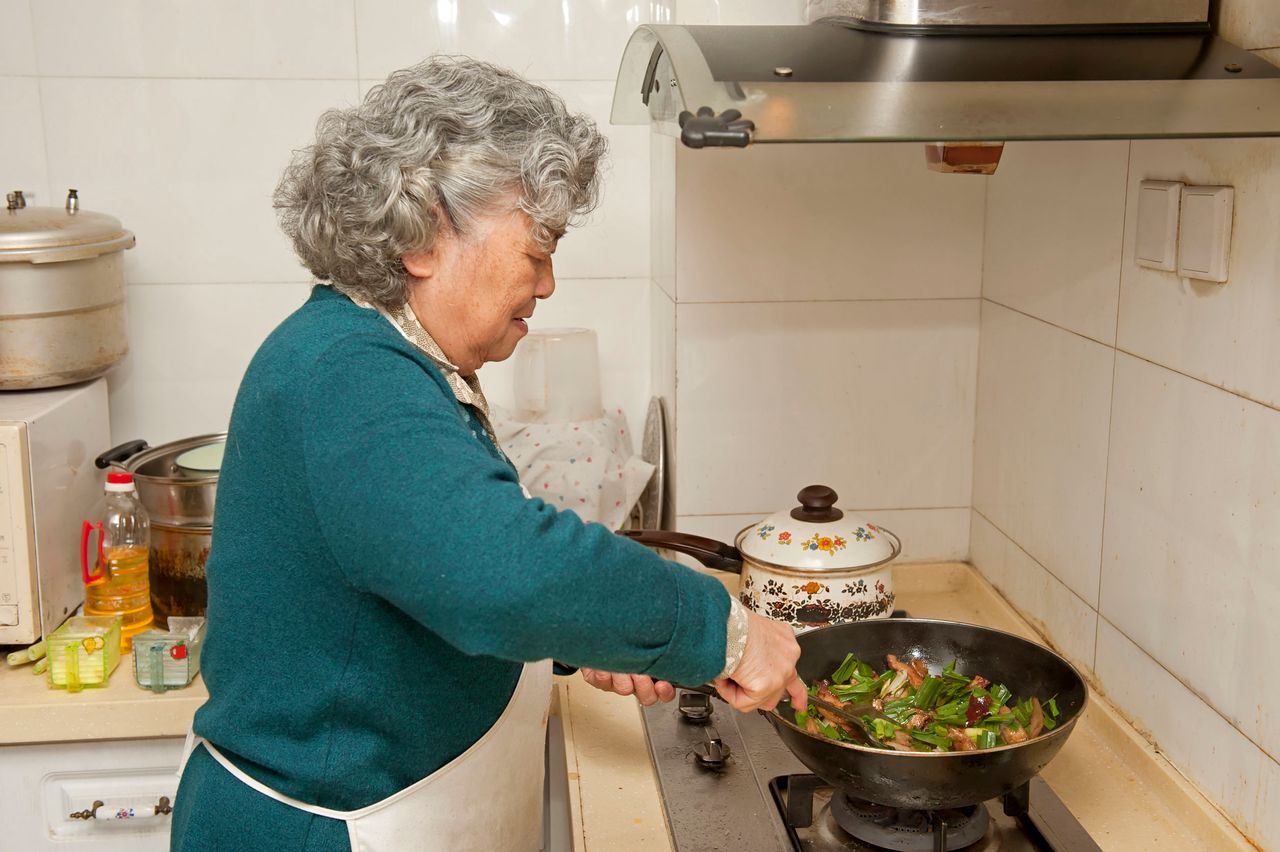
left=611, top=1, right=1280, bottom=148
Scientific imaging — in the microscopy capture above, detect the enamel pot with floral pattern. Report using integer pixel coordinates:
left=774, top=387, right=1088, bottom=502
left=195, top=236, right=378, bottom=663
left=620, top=485, right=901, bottom=631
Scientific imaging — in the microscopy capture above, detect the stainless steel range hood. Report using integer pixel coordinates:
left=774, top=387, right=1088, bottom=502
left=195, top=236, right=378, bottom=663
left=610, top=0, right=1280, bottom=149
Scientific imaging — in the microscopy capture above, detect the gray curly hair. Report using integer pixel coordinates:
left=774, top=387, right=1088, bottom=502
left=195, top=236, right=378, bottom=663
left=274, top=56, right=608, bottom=309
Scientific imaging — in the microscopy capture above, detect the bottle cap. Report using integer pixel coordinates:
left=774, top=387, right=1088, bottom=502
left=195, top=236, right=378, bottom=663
left=105, top=471, right=135, bottom=492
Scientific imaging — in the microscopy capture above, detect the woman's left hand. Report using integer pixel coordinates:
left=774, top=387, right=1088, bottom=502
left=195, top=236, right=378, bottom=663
left=579, top=668, right=676, bottom=706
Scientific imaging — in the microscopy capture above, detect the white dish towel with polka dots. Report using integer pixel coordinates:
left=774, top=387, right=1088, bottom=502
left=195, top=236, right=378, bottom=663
left=492, top=406, right=654, bottom=530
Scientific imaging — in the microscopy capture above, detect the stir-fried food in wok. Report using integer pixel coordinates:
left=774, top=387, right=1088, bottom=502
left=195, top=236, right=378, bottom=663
left=794, top=653, right=1062, bottom=752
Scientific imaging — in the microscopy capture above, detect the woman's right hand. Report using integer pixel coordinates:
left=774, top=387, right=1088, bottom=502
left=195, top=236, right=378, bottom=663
left=713, top=611, right=807, bottom=713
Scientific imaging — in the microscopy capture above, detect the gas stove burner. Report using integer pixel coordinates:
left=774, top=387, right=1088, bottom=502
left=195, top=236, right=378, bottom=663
left=830, top=794, right=991, bottom=851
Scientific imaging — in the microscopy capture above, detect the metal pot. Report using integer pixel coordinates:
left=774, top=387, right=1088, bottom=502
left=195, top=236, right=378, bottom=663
left=621, top=484, right=901, bottom=631
left=96, top=434, right=225, bottom=620
left=0, top=190, right=134, bottom=390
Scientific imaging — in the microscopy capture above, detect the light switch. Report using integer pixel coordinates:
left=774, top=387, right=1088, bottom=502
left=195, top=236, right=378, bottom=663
left=1178, top=185, right=1234, bottom=283
left=1135, top=180, right=1182, bottom=271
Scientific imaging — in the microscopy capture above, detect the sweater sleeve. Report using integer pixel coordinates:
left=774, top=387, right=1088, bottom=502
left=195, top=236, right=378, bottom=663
left=300, top=334, right=731, bottom=686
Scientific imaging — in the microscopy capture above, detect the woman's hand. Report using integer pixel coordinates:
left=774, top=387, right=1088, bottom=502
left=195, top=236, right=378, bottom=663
left=579, top=668, right=676, bottom=706
left=714, top=611, right=807, bottom=713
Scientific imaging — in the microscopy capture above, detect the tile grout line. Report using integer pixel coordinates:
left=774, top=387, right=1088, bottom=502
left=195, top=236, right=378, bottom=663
left=350, top=0, right=362, bottom=81
left=1093, top=139, right=1134, bottom=671
left=968, top=167, right=993, bottom=564
left=28, top=0, right=53, bottom=206
left=984, top=295, right=1280, bottom=417
left=678, top=295, right=982, bottom=306
left=971, top=508, right=1098, bottom=620
left=1099, top=613, right=1280, bottom=768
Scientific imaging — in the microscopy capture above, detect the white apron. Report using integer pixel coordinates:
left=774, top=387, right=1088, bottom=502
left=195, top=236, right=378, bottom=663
left=179, top=660, right=553, bottom=852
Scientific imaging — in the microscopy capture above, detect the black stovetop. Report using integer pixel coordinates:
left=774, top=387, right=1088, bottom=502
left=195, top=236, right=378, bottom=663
left=639, top=689, right=1102, bottom=852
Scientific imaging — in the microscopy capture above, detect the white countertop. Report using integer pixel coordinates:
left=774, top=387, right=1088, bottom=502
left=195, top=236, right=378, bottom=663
left=0, top=562, right=1256, bottom=850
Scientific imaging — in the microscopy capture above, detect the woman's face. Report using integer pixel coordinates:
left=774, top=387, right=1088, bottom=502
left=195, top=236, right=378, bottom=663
left=404, top=206, right=557, bottom=376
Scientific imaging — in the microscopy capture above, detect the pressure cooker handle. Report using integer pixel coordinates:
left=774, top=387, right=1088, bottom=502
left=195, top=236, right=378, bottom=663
left=95, top=439, right=150, bottom=470
left=618, top=530, right=744, bottom=573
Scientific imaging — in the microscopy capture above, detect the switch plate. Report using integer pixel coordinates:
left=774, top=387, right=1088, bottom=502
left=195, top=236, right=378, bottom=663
left=1135, top=180, right=1182, bottom=271
left=1178, top=185, right=1234, bottom=283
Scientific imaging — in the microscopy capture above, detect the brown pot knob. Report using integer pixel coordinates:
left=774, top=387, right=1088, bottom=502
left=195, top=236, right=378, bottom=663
left=790, top=484, right=844, bottom=523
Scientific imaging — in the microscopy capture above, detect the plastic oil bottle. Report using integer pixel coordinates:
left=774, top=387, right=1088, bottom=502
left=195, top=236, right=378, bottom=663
left=81, top=472, right=155, bottom=651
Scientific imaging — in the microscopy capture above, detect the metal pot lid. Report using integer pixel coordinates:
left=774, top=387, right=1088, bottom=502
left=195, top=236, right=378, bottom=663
left=736, top=484, right=900, bottom=571
left=1, top=191, right=136, bottom=264
left=125, top=434, right=226, bottom=482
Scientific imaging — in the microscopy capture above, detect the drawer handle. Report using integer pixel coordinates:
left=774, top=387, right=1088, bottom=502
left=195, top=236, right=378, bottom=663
left=68, top=796, right=172, bottom=820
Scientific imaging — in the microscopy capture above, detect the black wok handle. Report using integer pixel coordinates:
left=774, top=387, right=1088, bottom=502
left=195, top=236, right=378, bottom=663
left=618, top=530, right=744, bottom=573
left=95, top=439, right=150, bottom=470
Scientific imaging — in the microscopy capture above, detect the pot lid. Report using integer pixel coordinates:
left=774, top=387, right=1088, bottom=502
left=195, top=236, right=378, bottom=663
left=736, top=485, right=900, bottom=572
left=1, top=190, right=135, bottom=264
left=126, top=434, right=226, bottom=482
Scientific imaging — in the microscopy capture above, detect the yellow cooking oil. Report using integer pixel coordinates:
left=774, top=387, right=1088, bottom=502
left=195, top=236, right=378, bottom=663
left=83, top=545, right=154, bottom=651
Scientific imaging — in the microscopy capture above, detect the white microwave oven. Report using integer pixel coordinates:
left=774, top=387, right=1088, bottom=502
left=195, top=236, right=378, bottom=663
left=0, top=378, right=110, bottom=645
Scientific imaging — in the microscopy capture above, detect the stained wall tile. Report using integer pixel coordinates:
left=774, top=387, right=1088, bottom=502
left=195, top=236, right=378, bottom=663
left=983, top=141, right=1129, bottom=344
left=1101, top=353, right=1280, bottom=759
left=674, top=144, right=985, bottom=303
left=1117, top=139, right=1280, bottom=409
left=972, top=302, right=1113, bottom=607
left=676, top=299, right=979, bottom=515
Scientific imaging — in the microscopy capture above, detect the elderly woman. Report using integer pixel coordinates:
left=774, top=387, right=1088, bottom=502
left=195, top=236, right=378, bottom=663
left=171, top=56, right=805, bottom=852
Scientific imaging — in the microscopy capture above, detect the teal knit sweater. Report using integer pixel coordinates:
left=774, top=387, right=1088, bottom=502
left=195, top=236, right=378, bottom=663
left=186, top=286, right=729, bottom=814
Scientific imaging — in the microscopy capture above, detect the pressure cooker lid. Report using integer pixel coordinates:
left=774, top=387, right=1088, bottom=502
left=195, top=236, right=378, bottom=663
left=1, top=190, right=135, bottom=264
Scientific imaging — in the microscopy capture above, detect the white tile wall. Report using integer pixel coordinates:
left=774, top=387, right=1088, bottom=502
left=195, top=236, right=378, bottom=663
left=1095, top=620, right=1280, bottom=848
left=30, top=1, right=358, bottom=78
left=479, top=278, right=652, bottom=439
left=8, top=0, right=660, bottom=453
left=41, top=78, right=358, bottom=285
left=1, top=77, right=49, bottom=204
left=1218, top=0, right=1280, bottom=50
left=982, top=141, right=1129, bottom=344
left=1101, top=353, right=1280, bottom=759
left=674, top=143, right=985, bottom=303
left=541, top=81, right=649, bottom=281
left=676, top=0, right=806, bottom=25
left=968, top=511, right=1097, bottom=673
left=354, top=0, right=656, bottom=81
left=675, top=299, right=979, bottom=516
left=0, top=0, right=35, bottom=75
left=1117, top=139, right=1280, bottom=410
left=976, top=133, right=1280, bottom=849
left=108, top=282, right=312, bottom=444
left=676, top=508, right=970, bottom=564
left=972, top=301, right=1114, bottom=607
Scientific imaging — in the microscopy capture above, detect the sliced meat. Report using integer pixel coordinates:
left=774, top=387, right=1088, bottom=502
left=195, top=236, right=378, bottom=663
left=813, top=683, right=858, bottom=736
left=872, top=698, right=884, bottom=712
left=945, top=727, right=977, bottom=752
left=1029, top=697, right=1045, bottom=738
left=998, top=705, right=1012, bottom=716
left=886, top=654, right=925, bottom=688
left=911, top=659, right=930, bottom=680
left=1000, top=725, right=1029, bottom=745
left=815, top=683, right=849, bottom=708
left=805, top=717, right=823, bottom=736
left=907, top=712, right=931, bottom=731
left=967, top=675, right=991, bottom=690
left=888, top=731, right=917, bottom=752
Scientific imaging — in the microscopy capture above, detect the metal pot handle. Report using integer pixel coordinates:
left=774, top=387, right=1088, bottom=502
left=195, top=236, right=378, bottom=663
left=95, top=440, right=150, bottom=470
left=617, top=530, right=744, bottom=574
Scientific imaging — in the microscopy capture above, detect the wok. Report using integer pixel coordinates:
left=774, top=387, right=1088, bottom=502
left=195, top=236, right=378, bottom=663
left=763, top=618, right=1087, bottom=811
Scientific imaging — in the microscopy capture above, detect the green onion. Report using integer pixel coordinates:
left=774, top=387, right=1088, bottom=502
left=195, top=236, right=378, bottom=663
left=988, top=683, right=1012, bottom=708
left=976, top=730, right=999, bottom=749
left=1046, top=697, right=1060, bottom=717
left=831, top=653, right=859, bottom=683
left=914, top=676, right=943, bottom=709
left=871, top=717, right=901, bottom=740
left=908, top=730, right=952, bottom=749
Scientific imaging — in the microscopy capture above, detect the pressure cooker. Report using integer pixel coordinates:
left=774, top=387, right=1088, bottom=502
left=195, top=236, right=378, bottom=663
left=0, top=189, right=134, bottom=389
